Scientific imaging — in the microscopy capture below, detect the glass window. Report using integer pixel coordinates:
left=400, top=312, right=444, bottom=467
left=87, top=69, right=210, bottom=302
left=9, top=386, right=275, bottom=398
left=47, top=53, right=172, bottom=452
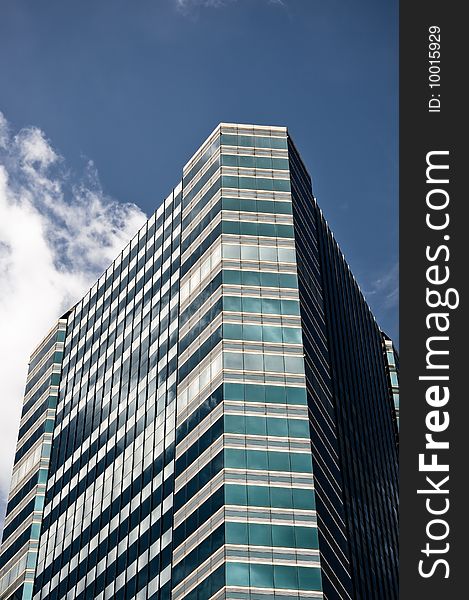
left=241, top=245, right=259, bottom=261
left=248, top=524, right=272, bottom=547
left=292, top=487, right=315, bottom=510
left=242, top=271, right=261, bottom=286
left=290, top=453, right=312, bottom=473
left=264, top=354, right=284, bottom=372
left=242, top=297, right=261, bottom=313
left=272, top=525, right=295, bottom=548
left=259, top=246, right=277, bottom=262
left=260, top=272, right=279, bottom=287
left=226, top=521, right=248, bottom=545
left=271, top=487, right=293, bottom=509
left=288, top=419, right=309, bottom=438
left=247, top=485, right=269, bottom=507
left=295, top=525, right=318, bottom=549
left=284, top=356, right=304, bottom=374
left=224, top=352, right=243, bottom=370
left=225, top=448, right=246, bottom=469
left=278, top=248, right=296, bottom=263
left=298, top=566, right=322, bottom=591
left=223, top=245, right=240, bottom=259
left=256, top=156, right=272, bottom=169
left=238, top=155, right=255, bottom=168
left=262, top=298, right=280, bottom=314
left=267, top=417, right=288, bottom=437
left=283, top=328, right=302, bottom=344
left=245, top=415, right=267, bottom=436
left=268, top=451, right=290, bottom=471
left=250, top=563, right=274, bottom=588
left=263, top=326, right=283, bottom=343
left=281, top=299, right=300, bottom=315
left=226, top=562, right=249, bottom=587
left=224, top=296, right=242, bottom=312
left=274, top=565, right=298, bottom=590
left=245, top=383, right=265, bottom=402
left=225, top=484, right=247, bottom=506
left=244, top=353, right=263, bottom=371
left=247, top=450, right=268, bottom=470
left=221, top=154, right=238, bottom=167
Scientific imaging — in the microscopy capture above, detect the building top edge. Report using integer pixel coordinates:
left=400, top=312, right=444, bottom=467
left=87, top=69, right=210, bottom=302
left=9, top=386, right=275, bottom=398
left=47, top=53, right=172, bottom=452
left=183, top=122, right=288, bottom=173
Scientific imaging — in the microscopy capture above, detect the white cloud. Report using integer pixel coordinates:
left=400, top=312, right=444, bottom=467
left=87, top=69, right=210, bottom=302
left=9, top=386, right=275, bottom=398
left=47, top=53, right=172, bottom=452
left=0, top=112, right=146, bottom=532
left=365, top=261, right=399, bottom=311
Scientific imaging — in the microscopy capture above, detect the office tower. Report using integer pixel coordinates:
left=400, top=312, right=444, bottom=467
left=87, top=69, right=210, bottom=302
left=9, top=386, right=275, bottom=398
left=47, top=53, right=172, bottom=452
left=0, top=124, right=399, bottom=600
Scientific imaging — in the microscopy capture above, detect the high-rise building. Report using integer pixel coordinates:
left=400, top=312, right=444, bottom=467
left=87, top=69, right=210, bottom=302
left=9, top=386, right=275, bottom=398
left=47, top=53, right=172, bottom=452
left=0, top=124, right=398, bottom=600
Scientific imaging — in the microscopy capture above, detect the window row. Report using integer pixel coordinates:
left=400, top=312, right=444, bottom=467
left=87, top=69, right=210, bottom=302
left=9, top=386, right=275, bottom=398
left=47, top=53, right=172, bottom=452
left=224, top=448, right=312, bottom=474
left=223, top=323, right=302, bottom=345
left=225, top=521, right=318, bottom=550
left=222, top=244, right=296, bottom=263
left=221, top=133, right=288, bottom=150
left=225, top=561, right=321, bottom=591
left=223, top=351, right=305, bottom=375
left=224, top=484, right=315, bottom=511
left=221, top=154, right=289, bottom=171
left=224, top=414, right=309, bottom=439
left=222, top=176, right=291, bottom=193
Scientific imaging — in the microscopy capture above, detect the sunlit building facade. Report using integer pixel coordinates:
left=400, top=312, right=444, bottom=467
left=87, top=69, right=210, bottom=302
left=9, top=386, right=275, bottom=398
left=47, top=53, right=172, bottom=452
left=0, top=124, right=399, bottom=600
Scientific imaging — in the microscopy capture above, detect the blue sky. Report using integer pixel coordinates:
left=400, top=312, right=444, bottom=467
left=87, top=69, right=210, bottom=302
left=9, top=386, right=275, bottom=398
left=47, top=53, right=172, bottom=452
left=0, top=0, right=397, bottom=525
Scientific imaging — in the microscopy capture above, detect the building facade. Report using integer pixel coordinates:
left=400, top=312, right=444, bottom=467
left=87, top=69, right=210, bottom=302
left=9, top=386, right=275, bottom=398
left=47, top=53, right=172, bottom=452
left=0, top=124, right=398, bottom=600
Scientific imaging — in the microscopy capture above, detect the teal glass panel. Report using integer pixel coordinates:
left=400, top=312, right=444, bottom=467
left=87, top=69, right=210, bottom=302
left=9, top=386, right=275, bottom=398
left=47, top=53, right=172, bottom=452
left=263, top=326, right=283, bottom=343
left=292, top=487, right=315, bottom=509
left=256, top=156, right=272, bottom=169
left=286, top=386, right=307, bottom=404
left=226, top=521, right=248, bottom=545
left=270, top=487, right=293, bottom=509
left=247, top=450, right=268, bottom=470
left=273, top=179, right=291, bottom=192
left=247, top=485, right=270, bottom=507
left=220, top=134, right=237, bottom=146
left=244, top=384, right=265, bottom=402
left=223, top=270, right=241, bottom=285
left=225, top=448, right=246, bottom=468
left=250, top=563, right=274, bottom=588
left=266, top=385, right=286, bottom=403
left=281, top=299, right=300, bottom=315
left=261, top=298, right=279, bottom=315
left=272, top=525, right=295, bottom=548
left=225, top=484, right=248, bottom=505
left=245, top=415, right=267, bottom=436
left=274, top=564, right=298, bottom=589
left=225, top=414, right=246, bottom=434
left=268, top=451, right=290, bottom=471
left=298, top=566, right=322, bottom=591
left=284, top=356, right=304, bottom=373
left=258, top=222, right=276, bottom=237
left=240, top=221, right=258, bottom=236
left=283, top=327, right=302, bottom=344
left=270, top=137, right=288, bottom=149
left=288, top=419, right=310, bottom=438
left=249, top=523, right=272, bottom=547
left=242, top=271, right=260, bottom=286
left=275, top=201, right=293, bottom=214
left=264, top=354, right=284, bottom=372
left=223, top=296, right=242, bottom=312
left=260, top=272, right=279, bottom=287
left=221, top=154, right=238, bottom=167
left=295, top=526, right=319, bottom=549
left=226, top=562, right=250, bottom=586
left=242, top=296, right=261, bottom=313
left=222, top=175, right=238, bottom=188
left=267, top=417, right=288, bottom=437
left=290, top=453, right=312, bottom=473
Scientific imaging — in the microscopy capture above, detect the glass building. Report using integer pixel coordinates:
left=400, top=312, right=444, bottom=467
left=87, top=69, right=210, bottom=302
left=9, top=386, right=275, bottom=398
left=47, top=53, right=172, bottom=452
left=0, top=124, right=398, bottom=600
